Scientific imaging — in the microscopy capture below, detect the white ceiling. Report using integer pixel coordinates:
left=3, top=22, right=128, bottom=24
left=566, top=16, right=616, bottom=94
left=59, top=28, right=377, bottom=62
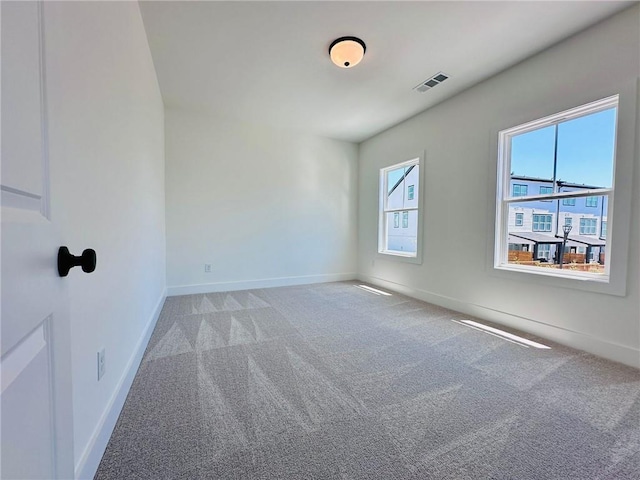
left=139, top=1, right=634, bottom=143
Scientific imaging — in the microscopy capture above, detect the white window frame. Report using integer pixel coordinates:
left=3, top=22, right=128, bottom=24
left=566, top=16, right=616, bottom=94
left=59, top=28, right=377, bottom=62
left=494, top=95, right=618, bottom=283
left=378, top=154, right=424, bottom=263
left=515, top=213, right=523, bottom=226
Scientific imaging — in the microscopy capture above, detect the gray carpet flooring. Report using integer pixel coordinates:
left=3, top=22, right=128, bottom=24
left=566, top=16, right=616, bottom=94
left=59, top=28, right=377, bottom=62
left=95, top=281, right=640, bottom=479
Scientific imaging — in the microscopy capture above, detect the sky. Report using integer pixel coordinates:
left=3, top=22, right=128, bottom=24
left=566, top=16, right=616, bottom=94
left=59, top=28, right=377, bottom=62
left=387, top=166, right=410, bottom=194
left=510, top=107, right=616, bottom=188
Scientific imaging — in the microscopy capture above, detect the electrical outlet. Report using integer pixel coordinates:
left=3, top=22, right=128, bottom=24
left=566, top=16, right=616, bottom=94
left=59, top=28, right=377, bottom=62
left=97, top=348, right=106, bottom=381
left=204, top=264, right=212, bottom=273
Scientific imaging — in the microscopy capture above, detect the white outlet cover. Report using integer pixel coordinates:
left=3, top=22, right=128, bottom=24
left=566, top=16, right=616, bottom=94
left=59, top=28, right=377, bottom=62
left=97, top=348, right=106, bottom=381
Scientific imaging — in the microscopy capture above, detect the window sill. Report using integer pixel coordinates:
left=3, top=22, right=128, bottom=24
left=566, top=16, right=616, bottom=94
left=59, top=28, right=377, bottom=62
left=495, top=263, right=609, bottom=283
left=490, top=262, right=627, bottom=297
left=378, top=250, right=423, bottom=265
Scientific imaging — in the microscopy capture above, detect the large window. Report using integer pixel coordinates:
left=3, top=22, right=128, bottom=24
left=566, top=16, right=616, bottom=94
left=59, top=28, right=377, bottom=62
left=580, top=218, right=597, bottom=235
left=532, top=214, right=552, bottom=232
left=379, top=157, right=421, bottom=258
left=495, top=96, right=617, bottom=281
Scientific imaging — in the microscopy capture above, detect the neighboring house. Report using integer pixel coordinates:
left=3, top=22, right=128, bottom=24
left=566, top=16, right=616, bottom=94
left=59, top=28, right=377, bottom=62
left=508, top=175, right=607, bottom=264
left=386, top=165, right=419, bottom=253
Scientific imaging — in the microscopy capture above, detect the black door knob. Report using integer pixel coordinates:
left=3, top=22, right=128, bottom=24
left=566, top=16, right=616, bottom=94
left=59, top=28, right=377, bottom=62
left=58, top=246, right=97, bottom=277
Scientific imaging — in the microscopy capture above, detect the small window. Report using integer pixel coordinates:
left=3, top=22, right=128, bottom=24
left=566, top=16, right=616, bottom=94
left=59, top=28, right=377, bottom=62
left=515, top=213, right=523, bottom=226
left=539, top=186, right=553, bottom=201
left=512, top=184, right=528, bottom=197
left=601, top=221, right=607, bottom=239
left=532, top=214, right=552, bottom=232
left=495, top=95, right=617, bottom=281
left=379, top=156, right=421, bottom=258
left=586, top=196, right=598, bottom=207
left=580, top=218, right=597, bottom=235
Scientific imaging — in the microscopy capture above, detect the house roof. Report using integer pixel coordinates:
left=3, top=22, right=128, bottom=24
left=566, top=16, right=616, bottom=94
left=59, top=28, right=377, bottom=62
left=508, top=235, right=534, bottom=245
left=562, top=235, right=607, bottom=247
left=509, top=232, right=564, bottom=244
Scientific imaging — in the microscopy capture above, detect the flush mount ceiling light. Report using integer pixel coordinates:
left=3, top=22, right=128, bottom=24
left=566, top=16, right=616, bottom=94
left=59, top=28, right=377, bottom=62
left=329, top=36, right=366, bottom=68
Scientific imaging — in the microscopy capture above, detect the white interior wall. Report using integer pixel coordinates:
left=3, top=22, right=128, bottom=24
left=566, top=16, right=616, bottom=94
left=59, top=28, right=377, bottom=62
left=43, top=2, right=166, bottom=477
left=358, top=6, right=640, bottom=367
left=165, top=109, right=358, bottom=295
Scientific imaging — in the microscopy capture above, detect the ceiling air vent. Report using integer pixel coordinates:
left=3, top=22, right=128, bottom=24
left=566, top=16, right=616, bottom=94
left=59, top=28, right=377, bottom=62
left=414, top=72, right=449, bottom=93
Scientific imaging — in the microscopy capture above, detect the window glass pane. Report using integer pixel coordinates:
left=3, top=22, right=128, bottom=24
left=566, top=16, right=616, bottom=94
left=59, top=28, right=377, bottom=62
left=386, top=164, right=419, bottom=209
left=560, top=194, right=607, bottom=236
left=556, top=108, right=616, bottom=188
left=405, top=165, right=419, bottom=207
left=380, top=159, right=420, bottom=258
left=386, top=167, right=405, bottom=210
left=510, top=125, right=555, bottom=181
left=385, top=210, right=417, bottom=254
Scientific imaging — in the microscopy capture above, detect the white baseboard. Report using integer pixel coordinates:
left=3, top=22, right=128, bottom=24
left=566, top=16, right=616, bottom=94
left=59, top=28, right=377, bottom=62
left=167, top=272, right=357, bottom=297
left=74, top=288, right=167, bottom=480
left=359, top=274, right=640, bottom=369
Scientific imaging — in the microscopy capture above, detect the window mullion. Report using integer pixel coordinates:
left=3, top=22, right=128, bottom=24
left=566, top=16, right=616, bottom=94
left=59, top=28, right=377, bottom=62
left=504, top=188, right=612, bottom=203
left=383, top=206, right=419, bottom=213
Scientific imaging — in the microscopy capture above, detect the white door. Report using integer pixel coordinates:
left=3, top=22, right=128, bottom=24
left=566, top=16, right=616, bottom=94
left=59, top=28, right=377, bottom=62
left=1, top=2, right=75, bottom=478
